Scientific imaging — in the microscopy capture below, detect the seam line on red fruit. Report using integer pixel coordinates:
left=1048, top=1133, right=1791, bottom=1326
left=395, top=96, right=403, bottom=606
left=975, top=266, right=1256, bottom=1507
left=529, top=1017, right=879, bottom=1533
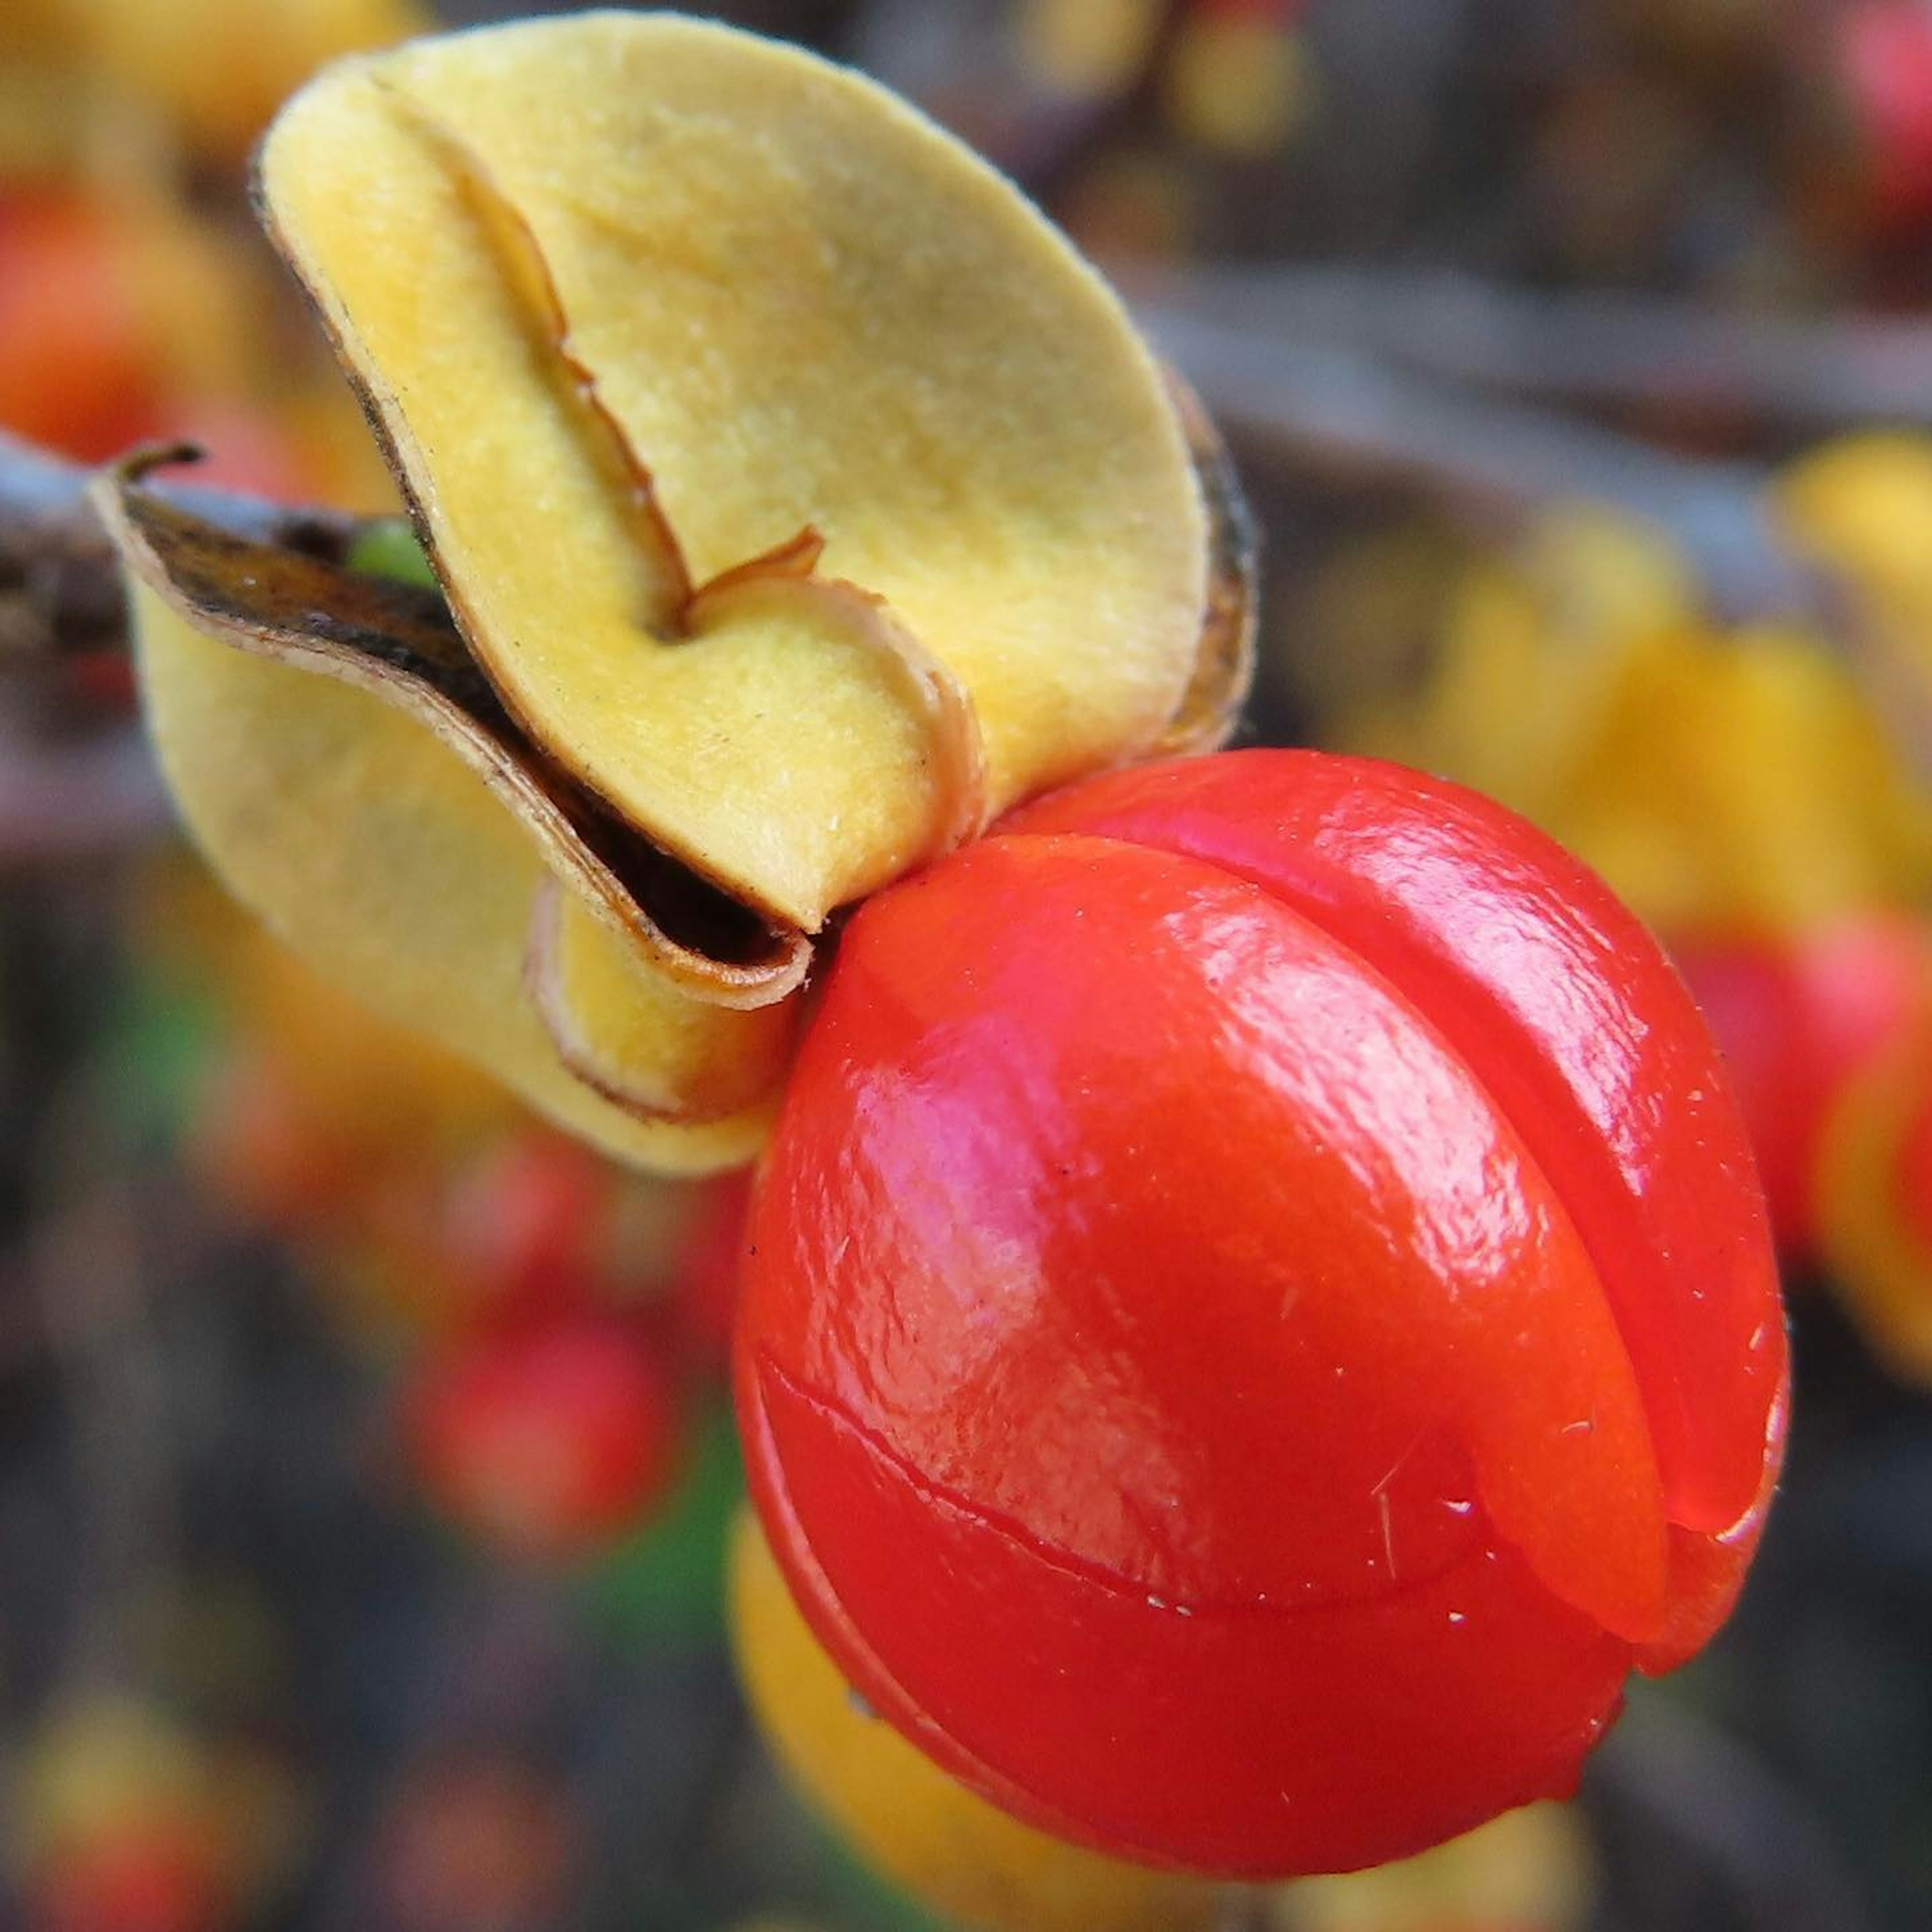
left=757, top=1345, right=1555, bottom=1623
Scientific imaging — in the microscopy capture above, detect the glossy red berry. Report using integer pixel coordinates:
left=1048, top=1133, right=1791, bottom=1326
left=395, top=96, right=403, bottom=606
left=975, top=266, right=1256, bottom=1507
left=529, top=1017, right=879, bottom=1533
left=406, top=1317, right=682, bottom=1562
left=737, top=749, right=1787, bottom=1878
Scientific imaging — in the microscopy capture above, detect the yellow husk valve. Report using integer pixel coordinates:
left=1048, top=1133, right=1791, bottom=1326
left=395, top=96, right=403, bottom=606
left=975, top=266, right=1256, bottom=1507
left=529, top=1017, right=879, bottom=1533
left=110, top=12, right=1249, bottom=1171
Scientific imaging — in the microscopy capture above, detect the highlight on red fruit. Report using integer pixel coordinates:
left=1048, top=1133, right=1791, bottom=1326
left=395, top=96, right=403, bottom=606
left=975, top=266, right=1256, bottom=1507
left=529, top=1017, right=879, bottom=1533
left=405, top=1316, right=682, bottom=1562
left=1672, top=913, right=1928, bottom=1258
left=736, top=748, right=1788, bottom=1879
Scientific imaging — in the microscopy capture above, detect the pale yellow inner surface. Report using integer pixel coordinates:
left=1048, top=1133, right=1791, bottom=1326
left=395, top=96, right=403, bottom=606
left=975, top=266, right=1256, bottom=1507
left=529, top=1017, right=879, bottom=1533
left=260, top=12, right=1206, bottom=930
left=533, top=887, right=799, bottom=1123
left=134, top=584, right=771, bottom=1174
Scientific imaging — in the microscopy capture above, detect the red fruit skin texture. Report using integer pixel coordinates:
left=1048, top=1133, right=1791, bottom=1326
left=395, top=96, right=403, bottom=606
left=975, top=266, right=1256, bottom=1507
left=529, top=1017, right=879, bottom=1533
left=1672, top=915, right=1926, bottom=1259
left=408, top=1318, right=681, bottom=1562
left=737, top=750, right=1787, bottom=1879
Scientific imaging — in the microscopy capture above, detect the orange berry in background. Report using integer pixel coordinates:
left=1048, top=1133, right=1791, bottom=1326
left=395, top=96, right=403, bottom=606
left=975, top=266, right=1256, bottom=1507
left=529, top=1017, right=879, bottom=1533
left=0, top=190, right=168, bottom=461
left=443, top=1133, right=618, bottom=1325
left=372, top=1753, right=580, bottom=1932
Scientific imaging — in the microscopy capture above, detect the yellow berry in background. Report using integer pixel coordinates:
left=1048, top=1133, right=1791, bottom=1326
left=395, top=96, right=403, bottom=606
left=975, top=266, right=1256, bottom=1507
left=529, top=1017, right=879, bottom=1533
left=1164, top=9, right=1311, bottom=157
left=728, top=1509, right=1222, bottom=1932
left=1276, top=1798, right=1595, bottom=1930
left=49, top=0, right=430, bottom=164
left=1017, top=0, right=1165, bottom=100
left=1777, top=431, right=1932, bottom=615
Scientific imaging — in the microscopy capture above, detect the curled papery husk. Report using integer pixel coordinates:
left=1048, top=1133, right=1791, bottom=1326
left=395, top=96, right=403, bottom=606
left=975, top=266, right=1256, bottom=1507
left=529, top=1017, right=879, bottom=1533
left=103, top=461, right=800, bottom=1173
left=255, top=11, right=1223, bottom=933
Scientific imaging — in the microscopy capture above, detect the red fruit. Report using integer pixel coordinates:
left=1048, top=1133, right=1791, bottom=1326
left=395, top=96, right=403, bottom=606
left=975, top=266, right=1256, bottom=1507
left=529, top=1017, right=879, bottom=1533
left=1673, top=913, right=1927, bottom=1257
left=407, top=1317, right=682, bottom=1561
left=737, top=749, right=1786, bottom=1879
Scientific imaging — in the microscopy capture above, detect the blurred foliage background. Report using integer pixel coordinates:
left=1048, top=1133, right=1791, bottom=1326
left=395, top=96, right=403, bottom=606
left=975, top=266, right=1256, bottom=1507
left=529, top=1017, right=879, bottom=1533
left=4, top=2, right=1932, bottom=1928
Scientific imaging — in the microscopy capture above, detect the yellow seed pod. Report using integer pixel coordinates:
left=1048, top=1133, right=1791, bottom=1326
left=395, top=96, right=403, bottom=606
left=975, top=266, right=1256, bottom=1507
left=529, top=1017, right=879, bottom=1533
left=728, top=1509, right=1222, bottom=1932
left=113, top=14, right=1250, bottom=1173
left=109, top=482, right=790, bottom=1173
left=257, top=12, right=1225, bottom=931
left=1164, top=11, right=1311, bottom=157
left=1344, top=509, right=1698, bottom=829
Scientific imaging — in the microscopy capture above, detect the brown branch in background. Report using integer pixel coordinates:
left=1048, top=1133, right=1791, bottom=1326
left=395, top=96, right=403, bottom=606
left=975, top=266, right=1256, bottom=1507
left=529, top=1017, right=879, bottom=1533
left=0, top=432, right=136, bottom=664
left=0, top=433, right=381, bottom=863
left=1133, top=299, right=1825, bottom=627
left=1140, top=261, right=1932, bottom=434
left=0, top=430, right=365, bottom=664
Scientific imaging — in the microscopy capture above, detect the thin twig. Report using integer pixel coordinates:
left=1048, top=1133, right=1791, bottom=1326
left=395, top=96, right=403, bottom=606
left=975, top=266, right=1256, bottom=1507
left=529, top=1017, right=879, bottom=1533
left=1135, top=299, right=1822, bottom=625
left=1139, top=260, right=1932, bottom=433
left=0, top=432, right=379, bottom=862
left=0, top=430, right=365, bottom=663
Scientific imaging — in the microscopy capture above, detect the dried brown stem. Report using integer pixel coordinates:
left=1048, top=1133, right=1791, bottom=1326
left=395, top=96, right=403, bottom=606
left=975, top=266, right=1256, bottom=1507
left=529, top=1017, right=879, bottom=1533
left=0, top=430, right=363, bottom=664
left=1150, top=260, right=1932, bottom=433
